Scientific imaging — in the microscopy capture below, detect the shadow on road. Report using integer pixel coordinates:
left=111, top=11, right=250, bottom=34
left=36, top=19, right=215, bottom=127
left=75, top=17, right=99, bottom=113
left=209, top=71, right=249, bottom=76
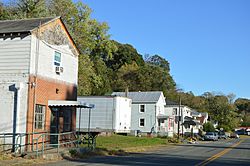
left=62, top=151, right=250, bottom=166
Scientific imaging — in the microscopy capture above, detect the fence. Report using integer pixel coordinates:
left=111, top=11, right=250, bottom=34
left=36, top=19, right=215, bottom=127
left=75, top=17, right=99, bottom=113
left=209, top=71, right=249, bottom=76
left=0, top=131, right=79, bottom=157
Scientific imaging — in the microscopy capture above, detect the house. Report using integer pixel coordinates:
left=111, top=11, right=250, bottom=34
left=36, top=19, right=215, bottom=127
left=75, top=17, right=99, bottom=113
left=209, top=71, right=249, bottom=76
left=163, top=105, right=175, bottom=137
left=0, top=17, right=81, bottom=151
left=76, top=96, right=132, bottom=134
left=165, top=100, right=208, bottom=136
left=112, top=91, right=166, bottom=136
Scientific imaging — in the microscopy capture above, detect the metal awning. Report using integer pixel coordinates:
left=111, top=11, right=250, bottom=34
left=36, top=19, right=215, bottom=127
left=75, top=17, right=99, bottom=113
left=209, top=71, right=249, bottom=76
left=157, top=114, right=168, bottom=120
left=182, top=120, right=197, bottom=126
left=48, top=100, right=94, bottom=108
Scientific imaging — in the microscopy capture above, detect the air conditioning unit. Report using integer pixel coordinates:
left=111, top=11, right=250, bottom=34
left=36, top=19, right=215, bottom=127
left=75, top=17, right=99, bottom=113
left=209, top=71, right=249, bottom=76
left=60, top=67, right=64, bottom=73
left=55, top=66, right=60, bottom=73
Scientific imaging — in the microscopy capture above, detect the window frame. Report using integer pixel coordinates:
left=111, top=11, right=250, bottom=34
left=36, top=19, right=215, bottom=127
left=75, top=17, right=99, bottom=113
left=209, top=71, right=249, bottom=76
left=54, top=51, right=61, bottom=66
left=139, top=118, right=145, bottom=127
left=173, top=108, right=178, bottom=115
left=34, top=104, right=46, bottom=130
left=139, top=104, right=145, bottom=113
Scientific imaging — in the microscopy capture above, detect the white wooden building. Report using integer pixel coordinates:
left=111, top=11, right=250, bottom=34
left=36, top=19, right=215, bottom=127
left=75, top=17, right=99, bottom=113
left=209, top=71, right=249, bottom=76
left=0, top=17, right=79, bottom=151
left=112, top=91, right=166, bottom=136
left=77, top=96, right=132, bottom=134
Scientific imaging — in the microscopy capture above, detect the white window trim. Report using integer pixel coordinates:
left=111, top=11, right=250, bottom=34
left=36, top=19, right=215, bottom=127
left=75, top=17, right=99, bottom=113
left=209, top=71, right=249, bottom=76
left=139, top=118, right=145, bottom=127
left=34, top=104, right=46, bottom=130
left=54, top=51, right=61, bottom=66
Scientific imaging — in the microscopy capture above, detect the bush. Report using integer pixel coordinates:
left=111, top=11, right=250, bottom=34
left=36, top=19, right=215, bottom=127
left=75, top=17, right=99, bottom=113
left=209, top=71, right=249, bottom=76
left=203, top=122, right=215, bottom=132
left=69, top=149, right=77, bottom=157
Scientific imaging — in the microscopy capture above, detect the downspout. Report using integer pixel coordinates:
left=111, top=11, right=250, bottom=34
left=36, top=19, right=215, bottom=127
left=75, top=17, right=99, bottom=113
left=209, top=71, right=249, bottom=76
left=112, top=97, right=115, bottom=132
left=154, top=105, right=157, bottom=133
left=32, top=22, right=41, bottom=144
left=12, top=84, right=21, bottom=152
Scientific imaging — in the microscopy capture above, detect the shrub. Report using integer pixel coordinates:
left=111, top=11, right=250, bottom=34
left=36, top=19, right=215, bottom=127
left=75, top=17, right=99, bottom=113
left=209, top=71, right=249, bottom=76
left=203, top=122, right=215, bottom=132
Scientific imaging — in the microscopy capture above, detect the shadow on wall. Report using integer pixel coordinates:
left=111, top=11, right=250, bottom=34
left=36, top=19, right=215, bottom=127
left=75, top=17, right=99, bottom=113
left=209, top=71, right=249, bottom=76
left=66, top=85, right=77, bottom=100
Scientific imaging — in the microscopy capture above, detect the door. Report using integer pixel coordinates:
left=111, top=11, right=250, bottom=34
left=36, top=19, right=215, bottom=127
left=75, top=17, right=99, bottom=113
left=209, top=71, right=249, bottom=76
left=50, top=108, right=59, bottom=145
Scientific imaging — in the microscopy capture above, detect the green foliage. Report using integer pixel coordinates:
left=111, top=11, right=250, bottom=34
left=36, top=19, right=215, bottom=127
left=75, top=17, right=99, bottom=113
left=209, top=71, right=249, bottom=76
left=106, top=41, right=144, bottom=70
left=203, top=122, right=215, bottom=132
left=241, top=113, right=250, bottom=127
left=78, top=54, right=96, bottom=95
left=16, top=0, right=49, bottom=18
left=145, top=54, right=170, bottom=71
left=235, top=98, right=250, bottom=113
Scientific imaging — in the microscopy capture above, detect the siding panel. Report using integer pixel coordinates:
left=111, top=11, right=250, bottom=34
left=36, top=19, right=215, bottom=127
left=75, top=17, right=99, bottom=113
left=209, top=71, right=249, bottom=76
left=0, top=35, right=31, bottom=74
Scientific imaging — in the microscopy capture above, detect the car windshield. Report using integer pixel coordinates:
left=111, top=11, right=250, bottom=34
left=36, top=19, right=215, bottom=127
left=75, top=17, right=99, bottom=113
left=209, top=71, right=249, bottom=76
left=206, top=132, right=214, bottom=135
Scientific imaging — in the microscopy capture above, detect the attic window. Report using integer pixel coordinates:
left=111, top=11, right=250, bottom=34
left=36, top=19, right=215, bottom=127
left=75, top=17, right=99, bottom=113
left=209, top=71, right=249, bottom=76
left=54, top=51, right=61, bottom=66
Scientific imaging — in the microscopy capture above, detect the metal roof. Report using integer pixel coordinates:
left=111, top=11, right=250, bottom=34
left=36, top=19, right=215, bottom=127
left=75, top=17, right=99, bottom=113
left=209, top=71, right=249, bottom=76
left=165, top=100, right=179, bottom=105
left=48, top=100, right=94, bottom=108
left=157, top=114, right=168, bottom=120
left=0, top=17, right=57, bottom=34
left=112, top=91, right=162, bottom=103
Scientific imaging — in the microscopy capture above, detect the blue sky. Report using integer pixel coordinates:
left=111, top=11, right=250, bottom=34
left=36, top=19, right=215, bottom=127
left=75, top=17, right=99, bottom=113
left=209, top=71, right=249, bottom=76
left=81, top=0, right=250, bottom=99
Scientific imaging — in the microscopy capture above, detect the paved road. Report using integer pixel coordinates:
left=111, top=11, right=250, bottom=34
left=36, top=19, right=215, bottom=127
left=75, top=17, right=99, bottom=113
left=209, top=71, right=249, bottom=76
left=43, top=137, right=250, bottom=166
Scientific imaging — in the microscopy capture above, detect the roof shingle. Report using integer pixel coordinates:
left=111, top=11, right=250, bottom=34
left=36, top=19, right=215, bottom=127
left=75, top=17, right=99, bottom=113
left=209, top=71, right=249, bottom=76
left=112, top=91, right=163, bottom=103
left=0, top=17, right=57, bottom=34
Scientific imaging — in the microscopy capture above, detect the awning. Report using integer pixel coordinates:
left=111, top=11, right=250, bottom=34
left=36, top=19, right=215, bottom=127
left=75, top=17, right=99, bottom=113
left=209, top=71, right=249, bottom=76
left=48, top=100, right=94, bottom=108
left=157, top=114, right=168, bottom=120
left=182, top=120, right=197, bottom=126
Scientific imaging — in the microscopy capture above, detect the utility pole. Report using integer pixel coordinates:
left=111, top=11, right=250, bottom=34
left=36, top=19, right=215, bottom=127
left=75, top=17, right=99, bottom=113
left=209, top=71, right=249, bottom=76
left=177, top=96, right=181, bottom=140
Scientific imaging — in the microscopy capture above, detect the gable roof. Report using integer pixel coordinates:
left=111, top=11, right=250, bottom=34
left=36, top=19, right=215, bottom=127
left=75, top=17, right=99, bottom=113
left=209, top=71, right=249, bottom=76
left=0, top=16, right=79, bottom=55
left=0, top=17, right=57, bottom=34
left=166, top=100, right=178, bottom=105
left=112, top=91, right=163, bottom=103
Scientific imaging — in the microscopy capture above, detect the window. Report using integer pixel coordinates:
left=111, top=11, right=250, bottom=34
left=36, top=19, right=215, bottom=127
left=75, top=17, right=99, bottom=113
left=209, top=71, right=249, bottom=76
left=173, top=108, right=178, bottom=115
left=139, top=118, right=145, bottom=127
left=63, top=109, right=72, bottom=132
left=140, top=105, right=145, bottom=113
left=35, top=105, right=46, bottom=129
left=54, top=51, right=61, bottom=66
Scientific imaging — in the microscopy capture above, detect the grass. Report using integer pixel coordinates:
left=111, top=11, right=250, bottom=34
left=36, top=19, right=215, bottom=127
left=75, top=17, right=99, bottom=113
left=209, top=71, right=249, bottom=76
left=69, top=135, right=170, bottom=159
left=96, top=135, right=168, bottom=151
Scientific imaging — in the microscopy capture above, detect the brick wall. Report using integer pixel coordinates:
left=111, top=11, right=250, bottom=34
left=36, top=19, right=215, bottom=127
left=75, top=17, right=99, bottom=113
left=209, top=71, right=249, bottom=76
left=26, top=75, right=77, bottom=135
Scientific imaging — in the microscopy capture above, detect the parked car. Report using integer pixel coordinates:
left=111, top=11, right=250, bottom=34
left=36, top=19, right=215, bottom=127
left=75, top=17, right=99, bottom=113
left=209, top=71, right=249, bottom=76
left=230, top=133, right=240, bottom=139
left=218, top=131, right=227, bottom=139
left=204, top=132, right=219, bottom=141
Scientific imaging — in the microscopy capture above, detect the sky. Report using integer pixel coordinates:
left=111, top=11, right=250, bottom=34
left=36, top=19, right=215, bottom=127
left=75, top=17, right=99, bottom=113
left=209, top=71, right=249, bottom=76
left=81, top=0, right=250, bottom=99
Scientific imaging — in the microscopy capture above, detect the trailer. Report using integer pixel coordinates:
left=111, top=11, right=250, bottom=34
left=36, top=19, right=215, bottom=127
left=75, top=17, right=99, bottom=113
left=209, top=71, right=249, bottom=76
left=77, top=96, right=132, bottom=134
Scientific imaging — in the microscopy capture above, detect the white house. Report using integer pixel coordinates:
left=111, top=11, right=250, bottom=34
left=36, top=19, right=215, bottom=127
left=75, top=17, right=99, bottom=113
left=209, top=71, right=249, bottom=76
left=76, top=96, right=132, bottom=134
left=112, top=91, right=166, bottom=136
left=165, top=100, right=209, bottom=136
left=0, top=17, right=80, bottom=152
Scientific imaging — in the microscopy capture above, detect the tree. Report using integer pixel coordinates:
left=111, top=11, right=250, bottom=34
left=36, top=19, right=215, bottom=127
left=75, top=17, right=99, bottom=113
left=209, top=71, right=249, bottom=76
left=203, top=122, right=215, bottom=132
left=106, top=41, right=144, bottom=70
left=78, top=54, right=97, bottom=96
left=235, top=98, right=250, bottom=113
left=201, top=93, right=240, bottom=131
left=19, top=0, right=49, bottom=18
left=91, top=57, right=112, bottom=95
left=145, top=54, right=170, bottom=71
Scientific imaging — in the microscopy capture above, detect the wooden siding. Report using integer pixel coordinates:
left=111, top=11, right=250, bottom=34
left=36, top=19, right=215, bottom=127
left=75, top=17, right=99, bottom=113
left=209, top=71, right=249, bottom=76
left=0, top=35, right=31, bottom=74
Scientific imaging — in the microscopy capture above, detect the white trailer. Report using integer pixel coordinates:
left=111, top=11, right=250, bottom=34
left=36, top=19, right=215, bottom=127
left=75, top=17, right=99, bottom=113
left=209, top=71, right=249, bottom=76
left=77, top=96, right=132, bottom=134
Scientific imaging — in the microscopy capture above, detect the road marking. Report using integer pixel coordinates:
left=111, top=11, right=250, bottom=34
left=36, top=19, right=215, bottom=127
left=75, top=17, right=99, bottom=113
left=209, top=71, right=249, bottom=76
left=195, top=139, right=244, bottom=166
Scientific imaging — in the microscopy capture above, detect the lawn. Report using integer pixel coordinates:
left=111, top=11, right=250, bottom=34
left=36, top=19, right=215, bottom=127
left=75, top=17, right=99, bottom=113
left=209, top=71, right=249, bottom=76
left=96, top=135, right=167, bottom=151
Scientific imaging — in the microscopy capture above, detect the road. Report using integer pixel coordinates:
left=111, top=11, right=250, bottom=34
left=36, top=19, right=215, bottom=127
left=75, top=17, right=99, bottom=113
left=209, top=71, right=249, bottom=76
left=43, top=137, right=250, bottom=166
